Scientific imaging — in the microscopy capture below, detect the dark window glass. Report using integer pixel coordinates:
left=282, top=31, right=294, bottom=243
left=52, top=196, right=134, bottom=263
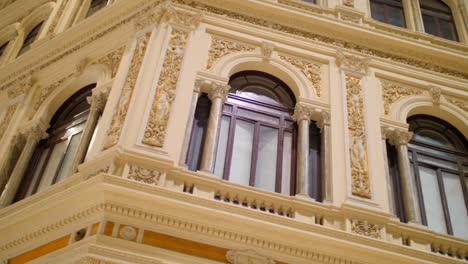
left=420, top=0, right=458, bottom=41
left=15, top=84, right=97, bottom=202
left=186, top=71, right=322, bottom=199
left=407, top=115, right=468, bottom=239
left=86, top=0, right=108, bottom=18
left=370, top=0, right=406, bottom=28
left=386, top=142, right=405, bottom=222
left=18, top=22, right=44, bottom=56
left=302, top=0, right=317, bottom=3
left=0, top=41, right=8, bottom=59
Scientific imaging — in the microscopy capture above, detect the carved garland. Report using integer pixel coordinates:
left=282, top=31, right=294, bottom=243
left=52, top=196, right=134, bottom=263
left=128, top=166, right=162, bottom=185
left=381, top=80, right=423, bottom=115
left=103, top=33, right=151, bottom=149
left=351, top=220, right=381, bottom=239
left=142, top=29, right=188, bottom=147
left=0, top=103, right=18, bottom=141
left=279, top=54, right=322, bottom=97
left=206, top=37, right=255, bottom=70
left=346, top=75, right=371, bottom=198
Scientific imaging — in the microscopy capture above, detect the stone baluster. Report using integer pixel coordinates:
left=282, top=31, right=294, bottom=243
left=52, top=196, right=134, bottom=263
left=292, top=103, right=314, bottom=197
left=0, top=122, right=48, bottom=208
left=389, top=129, right=421, bottom=224
left=69, top=89, right=109, bottom=174
left=199, top=82, right=230, bottom=173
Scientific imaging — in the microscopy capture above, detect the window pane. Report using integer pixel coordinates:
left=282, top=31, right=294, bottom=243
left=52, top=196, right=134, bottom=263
left=423, top=15, right=438, bottom=36
left=37, top=140, right=68, bottom=192
left=416, top=154, right=458, bottom=170
left=55, top=132, right=83, bottom=183
left=86, top=0, right=108, bottom=17
left=442, top=172, right=468, bottom=239
left=25, top=148, right=50, bottom=197
left=419, top=166, right=447, bottom=234
left=439, top=20, right=455, bottom=40
left=229, top=120, right=254, bottom=185
left=214, top=116, right=231, bottom=178
left=371, top=2, right=385, bottom=22
left=387, top=6, right=404, bottom=27
left=282, top=132, right=293, bottom=195
left=255, top=126, right=278, bottom=192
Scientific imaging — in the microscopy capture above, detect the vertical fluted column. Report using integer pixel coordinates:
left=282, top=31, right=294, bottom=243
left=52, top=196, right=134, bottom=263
left=292, top=103, right=314, bottom=197
left=69, top=89, right=108, bottom=174
left=0, top=122, right=48, bottom=208
left=390, top=129, right=421, bottom=224
left=318, top=111, right=332, bottom=202
left=199, top=82, right=230, bottom=173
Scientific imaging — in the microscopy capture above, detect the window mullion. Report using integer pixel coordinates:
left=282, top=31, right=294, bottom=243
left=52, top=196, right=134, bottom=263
left=436, top=168, right=453, bottom=235
left=249, top=123, right=261, bottom=187
left=412, top=151, right=428, bottom=226
left=51, top=136, right=73, bottom=185
left=276, top=127, right=285, bottom=193
left=223, top=114, right=237, bottom=181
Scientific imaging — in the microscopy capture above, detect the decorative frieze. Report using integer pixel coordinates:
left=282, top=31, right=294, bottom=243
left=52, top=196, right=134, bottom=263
left=128, top=166, right=162, bottom=185
left=0, top=103, right=18, bottom=141
left=381, top=80, right=423, bottom=115
left=206, top=37, right=255, bottom=70
left=103, top=33, right=151, bottom=149
left=279, top=54, right=322, bottom=97
left=346, top=75, right=371, bottom=198
left=351, top=220, right=381, bottom=239
left=142, top=29, right=188, bottom=147
left=226, top=250, right=275, bottom=264
left=446, top=96, right=467, bottom=112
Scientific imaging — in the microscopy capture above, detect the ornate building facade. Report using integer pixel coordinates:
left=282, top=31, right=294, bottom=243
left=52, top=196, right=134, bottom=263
left=0, top=0, right=466, bottom=263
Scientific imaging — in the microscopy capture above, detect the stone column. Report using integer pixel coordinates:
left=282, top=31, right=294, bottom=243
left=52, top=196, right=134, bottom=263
left=390, top=129, right=421, bottom=224
left=0, top=122, right=48, bottom=208
left=410, top=0, right=425, bottom=32
left=199, top=82, right=230, bottom=173
left=318, top=111, right=332, bottom=203
left=69, top=89, right=108, bottom=174
left=381, top=126, right=396, bottom=216
left=0, top=135, right=23, bottom=194
left=292, top=103, right=314, bottom=197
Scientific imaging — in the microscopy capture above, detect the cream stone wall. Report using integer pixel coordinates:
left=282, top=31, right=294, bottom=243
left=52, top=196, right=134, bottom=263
left=0, top=0, right=467, bottom=263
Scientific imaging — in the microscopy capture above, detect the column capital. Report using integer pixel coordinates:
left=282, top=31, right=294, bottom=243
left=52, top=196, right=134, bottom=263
left=197, top=79, right=230, bottom=102
left=335, top=49, right=370, bottom=74
left=19, top=121, right=48, bottom=143
left=385, top=127, right=413, bottom=146
left=292, top=103, right=316, bottom=122
left=87, top=89, right=109, bottom=113
left=317, top=110, right=331, bottom=129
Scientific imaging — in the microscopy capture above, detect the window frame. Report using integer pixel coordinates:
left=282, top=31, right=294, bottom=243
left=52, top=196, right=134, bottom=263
left=420, top=0, right=458, bottom=41
left=370, top=0, right=406, bottom=28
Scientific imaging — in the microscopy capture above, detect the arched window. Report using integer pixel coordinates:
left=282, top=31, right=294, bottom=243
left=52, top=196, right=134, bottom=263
left=18, top=21, right=44, bottom=56
left=408, top=115, right=468, bottom=238
left=14, top=84, right=96, bottom=202
left=370, top=0, right=406, bottom=27
left=86, top=0, right=110, bottom=18
left=420, top=0, right=458, bottom=41
left=187, top=71, right=322, bottom=198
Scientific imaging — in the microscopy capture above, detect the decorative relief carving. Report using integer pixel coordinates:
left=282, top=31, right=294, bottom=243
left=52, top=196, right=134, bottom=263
left=226, top=250, right=275, bottom=264
left=95, top=47, right=125, bottom=77
left=47, top=0, right=69, bottom=36
left=351, top=220, right=381, bottom=239
left=292, top=103, right=315, bottom=122
left=381, top=80, right=423, bottom=115
left=142, top=29, right=188, bottom=147
left=103, top=33, right=151, bottom=150
left=261, top=41, right=275, bottom=59
left=343, top=0, right=355, bottom=8
left=446, top=97, right=467, bottom=112
left=279, top=54, right=322, bottom=97
left=429, top=86, right=442, bottom=105
left=119, top=226, right=137, bottom=241
left=203, top=82, right=230, bottom=102
left=74, top=256, right=119, bottom=264
left=317, top=111, right=331, bottom=129
left=336, top=50, right=369, bottom=73
left=0, top=103, right=18, bottom=141
left=346, top=75, right=370, bottom=198
left=128, top=166, right=162, bottom=185
left=341, top=14, right=360, bottom=24
left=87, top=166, right=110, bottom=179
left=173, top=1, right=468, bottom=80
left=389, top=129, right=413, bottom=146
left=160, top=3, right=202, bottom=29
left=206, top=37, right=255, bottom=70
left=32, top=74, right=73, bottom=118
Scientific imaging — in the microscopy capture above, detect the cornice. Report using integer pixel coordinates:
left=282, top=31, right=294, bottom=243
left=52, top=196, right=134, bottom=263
left=0, top=174, right=465, bottom=264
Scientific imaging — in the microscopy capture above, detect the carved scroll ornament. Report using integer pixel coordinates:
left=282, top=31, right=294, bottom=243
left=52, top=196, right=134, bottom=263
left=103, top=33, right=151, bottom=149
left=206, top=37, right=255, bottom=70
left=142, top=29, right=188, bottom=147
left=279, top=54, right=322, bottom=97
left=381, top=80, right=423, bottom=115
left=346, top=75, right=371, bottom=198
